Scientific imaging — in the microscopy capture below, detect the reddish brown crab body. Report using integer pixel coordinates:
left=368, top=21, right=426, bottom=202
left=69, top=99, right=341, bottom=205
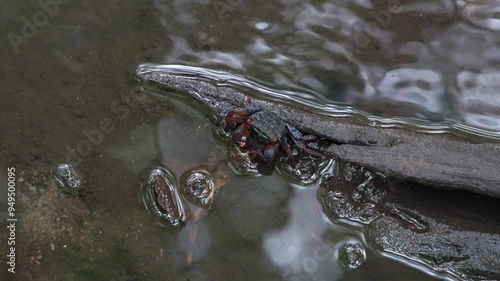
left=249, top=111, right=285, bottom=143
left=224, top=108, right=322, bottom=174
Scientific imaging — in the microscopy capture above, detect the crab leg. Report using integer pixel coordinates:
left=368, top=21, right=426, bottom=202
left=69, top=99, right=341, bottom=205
left=262, top=143, right=279, bottom=164
left=292, top=138, right=323, bottom=157
left=285, top=125, right=322, bottom=157
left=300, top=145, right=323, bottom=157
left=280, top=135, right=297, bottom=166
left=233, top=123, right=251, bottom=148
left=224, top=110, right=260, bottom=131
left=286, top=124, right=318, bottom=141
left=252, top=142, right=279, bottom=164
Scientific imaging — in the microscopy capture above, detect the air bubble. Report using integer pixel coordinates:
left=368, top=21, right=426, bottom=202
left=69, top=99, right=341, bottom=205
left=54, top=164, right=81, bottom=194
left=319, top=164, right=387, bottom=224
left=180, top=169, right=215, bottom=208
left=338, top=242, right=366, bottom=270
left=277, top=152, right=333, bottom=185
left=141, top=167, right=188, bottom=226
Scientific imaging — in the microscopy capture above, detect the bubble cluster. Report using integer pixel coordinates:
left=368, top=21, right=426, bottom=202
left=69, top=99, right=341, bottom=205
left=319, top=163, right=387, bottom=224
left=338, top=242, right=366, bottom=270
left=180, top=169, right=215, bottom=208
left=227, top=144, right=259, bottom=176
left=277, top=149, right=332, bottom=185
left=54, top=164, right=81, bottom=194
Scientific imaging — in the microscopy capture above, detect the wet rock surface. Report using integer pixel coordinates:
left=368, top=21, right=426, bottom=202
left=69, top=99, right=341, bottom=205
left=368, top=215, right=500, bottom=280
left=319, top=163, right=500, bottom=280
left=137, top=64, right=500, bottom=199
left=276, top=150, right=332, bottom=186
left=319, top=163, right=388, bottom=225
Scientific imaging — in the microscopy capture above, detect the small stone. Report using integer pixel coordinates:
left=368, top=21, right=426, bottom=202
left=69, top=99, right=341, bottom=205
left=50, top=244, right=55, bottom=251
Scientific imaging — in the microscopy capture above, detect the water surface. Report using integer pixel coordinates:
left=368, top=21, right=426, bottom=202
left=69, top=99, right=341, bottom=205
left=1, top=0, right=499, bottom=280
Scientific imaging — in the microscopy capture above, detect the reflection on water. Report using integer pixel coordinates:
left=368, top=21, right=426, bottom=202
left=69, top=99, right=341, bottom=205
left=263, top=181, right=343, bottom=281
left=457, top=70, right=500, bottom=130
left=151, top=0, right=500, bottom=138
left=458, top=0, right=500, bottom=31
left=374, top=68, right=445, bottom=115
left=5, top=0, right=500, bottom=280
left=138, top=62, right=500, bottom=141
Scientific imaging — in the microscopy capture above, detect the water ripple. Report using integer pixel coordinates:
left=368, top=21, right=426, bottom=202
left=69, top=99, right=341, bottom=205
left=138, top=63, right=500, bottom=141
left=148, top=0, right=500, bottom=140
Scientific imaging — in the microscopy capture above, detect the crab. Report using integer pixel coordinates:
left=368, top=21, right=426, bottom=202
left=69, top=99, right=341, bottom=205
left=224, top=108, right=322, bottom=174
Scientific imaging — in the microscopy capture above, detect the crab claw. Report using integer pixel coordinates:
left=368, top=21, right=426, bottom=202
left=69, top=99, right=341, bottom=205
left=225, top=111, right=242, bottom=131
left=232, top=124, right=251, bottom=148
left=252, top=143, right=279, bottom=175
left=224, top=110, right=259, bottom=131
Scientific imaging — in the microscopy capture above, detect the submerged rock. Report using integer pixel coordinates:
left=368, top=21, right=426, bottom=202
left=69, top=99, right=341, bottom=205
left=319, top=164, right=500, bottom=280
left=368, top=215, right=500, bottom=280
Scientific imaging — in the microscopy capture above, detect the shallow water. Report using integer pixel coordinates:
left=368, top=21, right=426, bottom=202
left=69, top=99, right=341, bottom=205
left=150, top=0, right=500, bottom=138
left=1, top=0, right=499, bottom=280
